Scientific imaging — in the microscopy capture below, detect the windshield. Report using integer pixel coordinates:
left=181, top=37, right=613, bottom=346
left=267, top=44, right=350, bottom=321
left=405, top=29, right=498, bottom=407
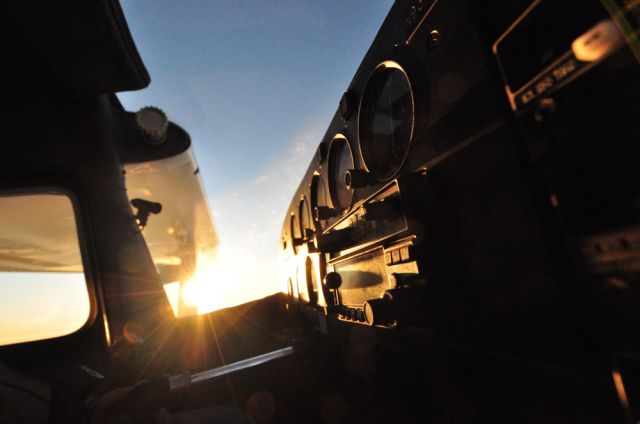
left=118, top=1, right=393, bottom=314
left=124, top=148, right=217, bottom=316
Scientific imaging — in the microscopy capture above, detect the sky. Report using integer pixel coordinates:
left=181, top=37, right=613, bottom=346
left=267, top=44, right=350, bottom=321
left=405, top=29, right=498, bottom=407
left=0, top=273, right=89, bottom=346
left=118, top=1, right=394, bottom=309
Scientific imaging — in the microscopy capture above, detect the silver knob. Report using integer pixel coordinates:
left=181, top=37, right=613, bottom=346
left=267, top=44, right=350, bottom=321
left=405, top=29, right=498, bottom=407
left=135, top=106, right=169, bottom=144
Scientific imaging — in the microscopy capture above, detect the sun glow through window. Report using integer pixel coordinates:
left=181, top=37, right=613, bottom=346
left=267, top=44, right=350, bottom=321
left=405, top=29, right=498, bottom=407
left=166, top=246, right=278, bottom=317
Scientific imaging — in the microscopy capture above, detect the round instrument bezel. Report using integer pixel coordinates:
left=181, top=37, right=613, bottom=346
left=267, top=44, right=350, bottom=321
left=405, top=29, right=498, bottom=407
left=289, top=212, right=299, bottom=254
left=357, top=60, right=416, bottom=182
left=326, top=134, right=355, bottom=213
left=298, top=196, right=312, bottom=239
left=309, top=173, right=328, bottom=232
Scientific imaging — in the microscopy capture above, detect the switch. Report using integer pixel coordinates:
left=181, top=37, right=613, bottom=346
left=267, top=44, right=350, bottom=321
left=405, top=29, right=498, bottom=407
left=392, top=250, right=401, bottom=264
left=399, top=246, right=411, bottom=262
left=324, top=272, right=342, bottom=308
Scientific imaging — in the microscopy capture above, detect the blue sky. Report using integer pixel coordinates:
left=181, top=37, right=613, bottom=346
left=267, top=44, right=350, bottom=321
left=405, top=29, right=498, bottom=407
left=119, top=1, right=394, bottom=305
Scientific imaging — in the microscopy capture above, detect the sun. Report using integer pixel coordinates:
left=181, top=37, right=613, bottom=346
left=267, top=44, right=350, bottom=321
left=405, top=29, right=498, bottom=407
left=164, top=246, right=277, bottom=317
left=181, top=257, right=235, bottom=314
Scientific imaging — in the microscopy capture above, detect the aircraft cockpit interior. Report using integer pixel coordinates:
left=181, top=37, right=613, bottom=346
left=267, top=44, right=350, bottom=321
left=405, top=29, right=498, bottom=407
left=1, top=0, right=639, bottom=423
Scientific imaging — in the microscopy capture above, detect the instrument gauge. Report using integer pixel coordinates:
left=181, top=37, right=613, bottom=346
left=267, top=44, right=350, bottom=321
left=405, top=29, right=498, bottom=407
left=310, top=174, right=328, bottom=231
left=290, top=212, right=300, bottom=254
left=298, top=197, right=311, bottom=239
left=327, top=134, right=354, bottom=212
left=358, top=61, right=415, bottom=181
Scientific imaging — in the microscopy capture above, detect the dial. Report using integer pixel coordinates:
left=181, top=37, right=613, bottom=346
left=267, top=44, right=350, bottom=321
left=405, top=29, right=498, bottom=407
left=290, top=212, right=300, bottom=254
left=305, top=257, right=318, bottom=305
left=358, top=61, right=414, bottom=181
left=310, top=174, right=328, bottom=231
left=298, top=197, right=311, bottom=239
left=327, top=134, right=354, bottom=211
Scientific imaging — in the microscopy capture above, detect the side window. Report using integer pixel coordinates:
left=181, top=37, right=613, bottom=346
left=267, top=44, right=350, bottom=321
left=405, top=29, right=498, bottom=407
left=0, top=192, right=91, bottom=346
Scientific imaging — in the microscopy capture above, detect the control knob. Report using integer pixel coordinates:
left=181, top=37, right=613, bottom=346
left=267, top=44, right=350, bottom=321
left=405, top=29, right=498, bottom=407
left=135, top=106, right=169, bottom=144
left=345, top=169, right=375, bottom=189
left=323, top=272, right=342, bottom=290
left=363, top=295, right=395, bottom=327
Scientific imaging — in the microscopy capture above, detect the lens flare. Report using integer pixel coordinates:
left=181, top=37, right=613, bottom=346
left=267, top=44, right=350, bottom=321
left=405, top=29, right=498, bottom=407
left=166, top=246, right=278, bottom=317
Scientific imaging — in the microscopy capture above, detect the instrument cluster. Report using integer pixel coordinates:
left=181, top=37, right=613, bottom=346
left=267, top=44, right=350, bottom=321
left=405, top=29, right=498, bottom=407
left=280, top=8, right=424, bottom=311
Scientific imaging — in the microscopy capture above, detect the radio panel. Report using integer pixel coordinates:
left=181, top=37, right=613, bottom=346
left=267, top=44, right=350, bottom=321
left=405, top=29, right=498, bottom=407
left=318, top=180, right=407, bottom=255
left=332, top=247, right=389, bottom=308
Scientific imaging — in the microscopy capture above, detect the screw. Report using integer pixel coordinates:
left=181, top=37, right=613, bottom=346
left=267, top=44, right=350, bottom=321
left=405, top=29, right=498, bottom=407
left=427, top=30, right=441, bottom=51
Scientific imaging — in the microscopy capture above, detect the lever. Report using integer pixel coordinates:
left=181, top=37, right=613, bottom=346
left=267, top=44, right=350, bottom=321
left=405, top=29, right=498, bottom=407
left=324, top=271, right=342, bottom=308
left=169, top=346, right=295, bottom=392
left=131, top=198, right=162, bottom=229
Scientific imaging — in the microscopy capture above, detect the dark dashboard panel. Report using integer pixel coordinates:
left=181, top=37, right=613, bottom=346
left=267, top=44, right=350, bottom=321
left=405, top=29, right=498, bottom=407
left=280, top=0, right=640, bottom=421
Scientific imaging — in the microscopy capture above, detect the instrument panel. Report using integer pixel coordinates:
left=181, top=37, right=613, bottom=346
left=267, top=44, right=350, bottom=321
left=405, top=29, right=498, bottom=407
left=280, top=0, right=640, bottom=409
left=278, top=0, right=640, bottom=420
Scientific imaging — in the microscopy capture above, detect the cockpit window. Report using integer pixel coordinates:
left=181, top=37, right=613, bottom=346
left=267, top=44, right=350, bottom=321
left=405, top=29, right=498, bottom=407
left=0, top=192, right=91, bottom=346
left=124, top=148, right=218, bottom=317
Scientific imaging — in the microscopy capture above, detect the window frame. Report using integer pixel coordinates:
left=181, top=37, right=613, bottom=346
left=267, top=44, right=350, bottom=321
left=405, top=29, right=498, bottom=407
left=0, top=185, right=99, bottom=346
